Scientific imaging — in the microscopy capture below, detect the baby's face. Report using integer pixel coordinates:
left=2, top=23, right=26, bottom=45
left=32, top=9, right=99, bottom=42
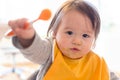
left=54, top=10, right=95, bottom=59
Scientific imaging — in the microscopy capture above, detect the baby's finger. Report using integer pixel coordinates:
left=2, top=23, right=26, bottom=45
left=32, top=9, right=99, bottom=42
left=16, top=18, right=28, bottom=29
left=8, top=20, right=19, bottom=30
left=8, top=18, right=27, bottom=29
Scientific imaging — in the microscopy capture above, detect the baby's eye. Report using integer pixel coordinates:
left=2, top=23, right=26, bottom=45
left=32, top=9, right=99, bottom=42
left=82, top=34, right=89, bottom=38
left=66, top=31, right=73, bottom=35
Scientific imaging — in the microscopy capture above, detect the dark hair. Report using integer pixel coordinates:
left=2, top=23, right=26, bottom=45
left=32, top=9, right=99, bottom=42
left=47, top=0, right=100, bottom=40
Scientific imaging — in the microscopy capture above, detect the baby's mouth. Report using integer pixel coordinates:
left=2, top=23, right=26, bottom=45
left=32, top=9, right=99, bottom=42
left=70, top=48, right=80, bottom=52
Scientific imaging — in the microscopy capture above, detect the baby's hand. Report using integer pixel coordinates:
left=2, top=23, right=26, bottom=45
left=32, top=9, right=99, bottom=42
left=8, top=18, right=35, bottom=40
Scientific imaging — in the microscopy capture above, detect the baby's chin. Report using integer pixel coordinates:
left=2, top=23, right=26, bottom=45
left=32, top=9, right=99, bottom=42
left=63, top=54, right=83, bottom=60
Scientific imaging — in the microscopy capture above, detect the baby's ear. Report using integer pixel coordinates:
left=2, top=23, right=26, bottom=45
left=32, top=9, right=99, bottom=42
left=52, top=31, right=56, bottom=39
left=92, top=41, right=96, bottom=49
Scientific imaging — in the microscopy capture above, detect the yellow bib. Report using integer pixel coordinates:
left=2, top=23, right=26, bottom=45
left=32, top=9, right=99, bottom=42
left=43, top=41, right=110, bottom=80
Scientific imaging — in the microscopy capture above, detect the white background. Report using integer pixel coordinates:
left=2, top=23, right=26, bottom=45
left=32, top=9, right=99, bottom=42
left=0, top=0, right=120, bottom=72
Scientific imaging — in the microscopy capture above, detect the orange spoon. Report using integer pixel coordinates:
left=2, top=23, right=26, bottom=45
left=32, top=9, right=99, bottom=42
left=6, top=9, right=52, bottom=37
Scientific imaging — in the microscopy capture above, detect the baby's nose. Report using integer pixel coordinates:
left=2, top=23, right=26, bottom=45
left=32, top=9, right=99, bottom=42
left=72, top=36, right=82, bottom=46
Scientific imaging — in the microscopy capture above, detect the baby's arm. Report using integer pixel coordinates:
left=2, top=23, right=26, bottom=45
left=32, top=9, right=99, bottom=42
left=12, top=34, right=52, bottom=65
left=8, top=18, right=52, bottom=64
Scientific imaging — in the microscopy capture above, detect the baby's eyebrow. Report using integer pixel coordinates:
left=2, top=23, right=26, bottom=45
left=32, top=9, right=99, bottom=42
left=64, top=26, right=73, bottom=30
left=83, top=31, right=94, bottom=35
left=86, top=30, right=94, bottom=33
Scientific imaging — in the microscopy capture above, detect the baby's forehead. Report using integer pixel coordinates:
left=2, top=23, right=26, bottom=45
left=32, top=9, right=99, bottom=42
left=61, top=9, right=92, bottom=22
left=60, top=10, right=92, bottom=26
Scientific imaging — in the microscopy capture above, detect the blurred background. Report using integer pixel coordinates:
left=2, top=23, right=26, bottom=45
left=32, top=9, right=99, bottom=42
left=0, top=0, right=120, bottom=80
